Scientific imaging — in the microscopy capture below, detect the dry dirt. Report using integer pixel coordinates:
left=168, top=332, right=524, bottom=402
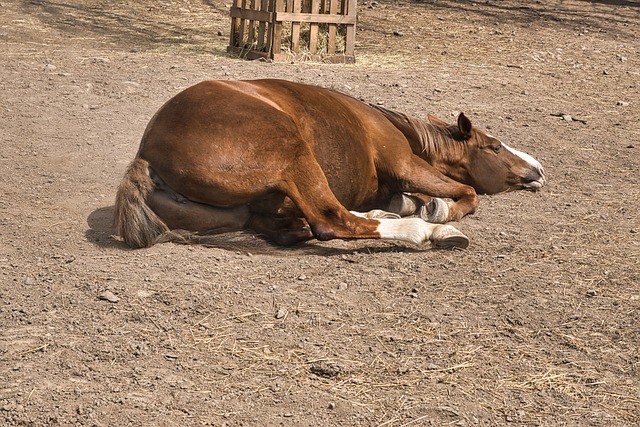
left=1, top=0, right=639, bottom=426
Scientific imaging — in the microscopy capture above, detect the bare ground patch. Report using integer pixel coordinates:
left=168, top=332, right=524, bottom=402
left=1, top=1, right=638, bottom=425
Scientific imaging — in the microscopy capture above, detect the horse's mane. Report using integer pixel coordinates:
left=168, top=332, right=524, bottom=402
left=372, top=105, right=466, bottom=162
left=406, top=116, right=466, bottom=161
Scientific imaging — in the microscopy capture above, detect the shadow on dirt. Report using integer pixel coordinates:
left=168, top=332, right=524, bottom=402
left=86, top=206, right=427, bottom=256
left=405, top=0, right=639, bottom=39
left=194, top=235, right=426, bottom=257
left=21, top=0, right=230, bottom=53
left=86, top=205, right=126, bottom=249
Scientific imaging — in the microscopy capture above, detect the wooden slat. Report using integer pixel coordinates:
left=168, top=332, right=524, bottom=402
left=291, top=0, right=302, bottom=53
left=275, top=12, right=356, bottom=25
left=272, top=52, right=354, bottom=63
left=247, top=0, right=257, bottom=45
left=272, top=0, right=285, bottom=57
left=265, top=0, right=275, bottom=52
left=238, top=0, right=248, bottom=47
left=227, top=46, right=270, bottom=60
left=308, top=0, right=320, bottom=54
left=345, top=0, right=356, bottom=56
left=327, top=0, right=338, bottom=54
left=257, top=0, right=269, bottom=49
left=229, top=6, right=272, bottom=22
left=229, top=0, right=243, bottom=48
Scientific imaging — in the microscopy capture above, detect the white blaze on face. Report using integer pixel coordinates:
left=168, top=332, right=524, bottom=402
left=487, top=134, right=543, bottom=171
left=502, top=141, right=543, bottom=172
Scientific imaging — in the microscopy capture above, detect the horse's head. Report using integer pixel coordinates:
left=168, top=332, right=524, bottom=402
left=372, top=105, right=546, bottom=195
left=427, top=113, right=546, bottom=194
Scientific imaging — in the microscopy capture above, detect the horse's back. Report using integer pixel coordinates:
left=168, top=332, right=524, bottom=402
left=136, top=79, right=402, bottom=208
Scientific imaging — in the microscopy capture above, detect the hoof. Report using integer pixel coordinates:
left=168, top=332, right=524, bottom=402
left=388, top=193, right=418, bottom=216
left=420, top=198, right=450, bottom=223
left=431, top=225, right=469, bottom=249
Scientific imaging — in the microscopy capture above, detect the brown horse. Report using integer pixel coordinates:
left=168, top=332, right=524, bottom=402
left=115, top=79, right=545, bottom=249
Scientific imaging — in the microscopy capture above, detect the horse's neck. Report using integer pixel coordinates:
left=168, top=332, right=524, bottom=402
left=373, top=105, right=457, bottom=162
left=409, top=118, right=454, bottom=159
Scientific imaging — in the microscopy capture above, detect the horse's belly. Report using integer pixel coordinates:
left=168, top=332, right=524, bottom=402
left=317, top=152, right=380, bottom=210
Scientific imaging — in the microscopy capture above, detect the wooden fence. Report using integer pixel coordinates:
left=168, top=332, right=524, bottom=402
left=228, top=0, right=357, bottom=63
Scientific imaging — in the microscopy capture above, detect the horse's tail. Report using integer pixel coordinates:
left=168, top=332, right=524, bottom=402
left=114, top=158, right=171, bottom=248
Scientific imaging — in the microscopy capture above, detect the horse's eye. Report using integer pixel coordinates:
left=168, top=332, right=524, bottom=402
left=493, top=144, right=502, bottom=153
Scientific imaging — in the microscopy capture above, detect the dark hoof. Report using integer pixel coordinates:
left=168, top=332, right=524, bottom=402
left=421, top=198, right=449, bottom=223
left=431, top=225, right=469, bottom=249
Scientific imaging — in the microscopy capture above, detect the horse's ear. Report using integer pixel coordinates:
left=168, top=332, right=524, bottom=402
left=457, top=113, right=472, bottom=139
left=427, top=114, right=448, bottom=126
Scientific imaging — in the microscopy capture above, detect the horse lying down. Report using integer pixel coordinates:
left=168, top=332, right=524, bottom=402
left=115, top=79, right=545, bottom=250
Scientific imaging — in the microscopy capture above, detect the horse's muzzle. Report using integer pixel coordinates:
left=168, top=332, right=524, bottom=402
left=522, top=165, right=546, bottom=191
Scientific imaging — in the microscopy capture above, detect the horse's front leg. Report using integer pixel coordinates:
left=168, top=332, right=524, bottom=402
left=386, top=192, right=452, bottom=224
left=390, top=157, right=479, bottom=223
left=387, top=192, right=434, bottom=216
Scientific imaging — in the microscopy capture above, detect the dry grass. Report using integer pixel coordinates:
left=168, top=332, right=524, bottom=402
left=140, top=274, right=638, bottom=424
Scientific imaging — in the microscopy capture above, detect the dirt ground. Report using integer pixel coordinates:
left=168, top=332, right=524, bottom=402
left=1, top=0, right=638, bottom=425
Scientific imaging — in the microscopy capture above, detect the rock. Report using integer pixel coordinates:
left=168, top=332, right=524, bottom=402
left=44, top=64, right=57, bottom=72
left=98, top=290, right=120, bottom=303
left=310, top=361, right=343, bottom=378
left=24, top=277, right=35, bottom=285
left=617, top=101, right=629, bottom=106
left=275, top=308, right=287, bottom=319
left=136, top=290, right=153, bottom=298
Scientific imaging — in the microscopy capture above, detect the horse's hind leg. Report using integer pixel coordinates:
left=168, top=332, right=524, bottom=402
left=248, top=215, right=313, bottom=246
left=146, top=189, right=250, bottom=234
left=276, top=158, right=468, bottom=248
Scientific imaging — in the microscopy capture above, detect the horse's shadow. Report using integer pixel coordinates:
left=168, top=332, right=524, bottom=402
left=86, top=206, right=423, bottom=256
left=86, top=205, right=128, bottom=249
